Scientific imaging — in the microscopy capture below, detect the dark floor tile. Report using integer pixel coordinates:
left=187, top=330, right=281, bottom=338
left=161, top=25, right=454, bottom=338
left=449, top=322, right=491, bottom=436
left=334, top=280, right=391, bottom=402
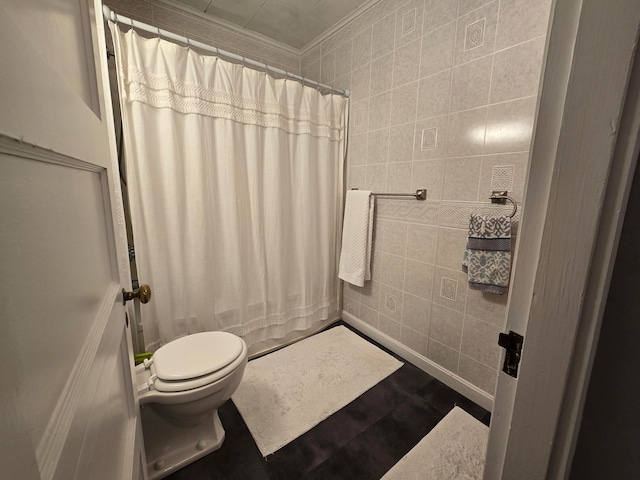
left=417, top=380, right=489, bottom=421
left=166, top=433, right=268, bottom=480
left=303, top=442, right=386, bottom=480
left=166, top=401, right=267, bottom=480
left=366, top=395, right=444, bottom=472
left=480, top=411, right=492, bottom=427
left=263, top=365, right=421, bottom=478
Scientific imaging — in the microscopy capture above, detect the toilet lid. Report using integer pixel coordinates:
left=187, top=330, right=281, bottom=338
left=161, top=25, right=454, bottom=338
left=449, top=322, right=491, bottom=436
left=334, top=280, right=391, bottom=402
left=153, top=332, right=244, bottom=382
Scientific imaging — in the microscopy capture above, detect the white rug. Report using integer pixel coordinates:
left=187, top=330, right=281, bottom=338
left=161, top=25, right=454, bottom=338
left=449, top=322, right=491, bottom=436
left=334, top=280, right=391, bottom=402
left=232, top=326, right=403, bottom=456
left=381, top=407, right=489, bottom=480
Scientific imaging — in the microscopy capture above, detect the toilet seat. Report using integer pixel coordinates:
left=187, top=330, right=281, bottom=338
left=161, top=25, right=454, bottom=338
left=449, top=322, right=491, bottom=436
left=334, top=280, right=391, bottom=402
left=143, top=332, right=245, bottom=393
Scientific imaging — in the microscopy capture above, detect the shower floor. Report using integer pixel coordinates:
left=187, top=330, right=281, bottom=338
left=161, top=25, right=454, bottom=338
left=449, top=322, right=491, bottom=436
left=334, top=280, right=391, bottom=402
left=165, top=322, right=490, bottom=480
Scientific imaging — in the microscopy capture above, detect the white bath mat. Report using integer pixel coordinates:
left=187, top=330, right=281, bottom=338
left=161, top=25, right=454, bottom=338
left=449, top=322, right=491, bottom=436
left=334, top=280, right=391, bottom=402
left=381, top=406, right=489, bottom=480
left=232, top=325, right=403, bottom=456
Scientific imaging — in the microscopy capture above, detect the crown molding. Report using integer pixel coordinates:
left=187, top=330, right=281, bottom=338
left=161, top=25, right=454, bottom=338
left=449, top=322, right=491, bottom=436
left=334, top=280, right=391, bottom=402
left=300, top=0, right=384, bottom=55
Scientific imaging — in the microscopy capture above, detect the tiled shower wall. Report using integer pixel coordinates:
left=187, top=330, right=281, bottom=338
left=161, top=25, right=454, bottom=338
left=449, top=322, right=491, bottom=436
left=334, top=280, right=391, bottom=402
left=103, top=0, right=300, bottom=74
left=302, top=0, right=552, bottom=395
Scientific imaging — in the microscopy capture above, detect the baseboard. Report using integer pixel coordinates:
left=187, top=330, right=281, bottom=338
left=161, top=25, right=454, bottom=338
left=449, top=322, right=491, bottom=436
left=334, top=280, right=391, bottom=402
left=248, top=315, right=341, bottom=360
left=341, top=310, right=494, bottom=412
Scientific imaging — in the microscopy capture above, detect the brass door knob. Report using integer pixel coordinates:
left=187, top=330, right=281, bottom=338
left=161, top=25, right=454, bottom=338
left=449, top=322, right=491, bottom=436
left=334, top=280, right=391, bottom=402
left=122, top=284, right=152, bottom=305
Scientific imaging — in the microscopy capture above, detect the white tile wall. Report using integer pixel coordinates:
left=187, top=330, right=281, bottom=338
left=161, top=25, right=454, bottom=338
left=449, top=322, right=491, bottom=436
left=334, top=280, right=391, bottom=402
left=327, top=0, right=552, bottom=396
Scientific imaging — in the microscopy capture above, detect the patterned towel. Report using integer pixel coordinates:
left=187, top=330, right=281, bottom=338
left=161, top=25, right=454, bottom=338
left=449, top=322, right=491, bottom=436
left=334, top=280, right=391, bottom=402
left=462, top=214, right=512, bottom=295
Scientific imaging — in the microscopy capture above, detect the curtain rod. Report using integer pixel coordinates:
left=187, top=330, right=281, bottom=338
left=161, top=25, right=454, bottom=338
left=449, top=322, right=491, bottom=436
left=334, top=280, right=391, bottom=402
left=102, top=5, right=350, bottom=98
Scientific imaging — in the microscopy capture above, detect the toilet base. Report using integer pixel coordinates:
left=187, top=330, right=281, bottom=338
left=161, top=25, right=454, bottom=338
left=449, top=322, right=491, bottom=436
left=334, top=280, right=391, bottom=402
left=141, top=405, right=225, bottom=480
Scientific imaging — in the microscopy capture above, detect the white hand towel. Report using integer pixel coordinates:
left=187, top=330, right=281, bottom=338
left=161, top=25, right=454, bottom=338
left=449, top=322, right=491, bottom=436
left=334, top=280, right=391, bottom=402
left=338, top=190, right=375, bottom=287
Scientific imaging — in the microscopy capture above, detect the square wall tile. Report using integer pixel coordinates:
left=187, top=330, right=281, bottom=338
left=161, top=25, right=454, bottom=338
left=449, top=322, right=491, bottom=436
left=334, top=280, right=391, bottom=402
left=359, top=279, right=381, bottom=310
left=495, top=0, right=552, bottom=50
left=335, top=40, right=353, bottom=79
left=423, top=0, right=458, bottom=34
left=458, top=354, right=497, bottom=394
left=386, top=161, right=413, bottom=192
left=367, top=129, right=390, bottom=164
left=359, top=304, right=380, bottom=329
left=390, top=81, right=419, bottom=126
left=344, top=299, right=361, bottom=318
left=371, top=243, right=384, bottom=283
left=321, top=49, right=336, bottom=84
left=461, top=315, right=502, bottom=368
left=348, top=133, right=367, bottom=166
left=369, top=91, right=393, bottom=131
left=406, top=224, right=439, bottom=264
left=401, top=325, right=428, bottom=356
left=429, top=302, right=463, bottom=350
left=333, top=72, right=351, bottom=92
left=395, top=0, right=425, bottom=48
left=348, top=165, right=366, bottom=189
left=372, top=11, right=396, bottom=59
left=414, top=115, right=448, bottom=160
left=404, top=259, right=434, bottom=300
left=453, top=1, right=498, bottom=66
left=420, top=21, right=456, bottom=78
left=427, top=338, right=459, bottom=372
left=458, top=0, right=493, bottom=17
left=380, top=284, right=404, bottom=321
left=352, top=27, right=373, bottom=70
left=365, top=164, right=387, bottom=192
left=371, top=53, right=394, bottom=95
left=435, top=227, right=468, bottom=270
left=388, top=123, right=416, bottom=163
left=417, top=70, right=452, bottom=120
left=393, top=38, right=422, bottom=87
left=478, top=152, right=528, bottom=203
left=450, top=55, right=492, bottom=112
left=402, top=293, right=431, bottom=335
left=433, top=266, right=468, bottom=312
left=441, top=156, right=482, bottom=201
left=350, top=99, right=369, bottom=134
left=411, top=159, right=444, bottom=200
left=378, top=219, right=408, bottom=256
left=351, top=63, right=372, bottom=100
left=379, top=314, right=402, bottom=341
left=484, top=96, right=536, bottom=154
left=343, top=281, right=362, bottom=302
left=490, top=37, right=545, bottom=104
left=445, top=106, right=487, bottom=157
left=380, top=252, right=406, bottom=290
left=465, top=288, right=508, bottom=328
left=303, top=59, right=320, bottom=82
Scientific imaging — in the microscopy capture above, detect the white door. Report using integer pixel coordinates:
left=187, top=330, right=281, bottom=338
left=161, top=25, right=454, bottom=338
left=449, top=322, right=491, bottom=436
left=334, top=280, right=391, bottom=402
left=0, top=1, right=145, bottom=479
left=485, top=0, right=640, bottom=478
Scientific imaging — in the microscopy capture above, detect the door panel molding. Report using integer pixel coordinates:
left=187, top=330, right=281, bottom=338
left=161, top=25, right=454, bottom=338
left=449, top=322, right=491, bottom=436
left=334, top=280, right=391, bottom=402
left=36, top=282, right=121, bottom=479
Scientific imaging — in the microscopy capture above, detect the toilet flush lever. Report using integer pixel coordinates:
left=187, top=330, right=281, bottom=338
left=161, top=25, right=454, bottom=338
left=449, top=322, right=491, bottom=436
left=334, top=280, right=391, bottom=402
left=123, top=284, right=152, bottom=305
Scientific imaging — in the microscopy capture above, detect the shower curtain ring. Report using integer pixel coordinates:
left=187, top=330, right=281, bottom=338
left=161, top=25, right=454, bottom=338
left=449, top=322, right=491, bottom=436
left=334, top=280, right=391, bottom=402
left=186, top=37, right=190, bottom=50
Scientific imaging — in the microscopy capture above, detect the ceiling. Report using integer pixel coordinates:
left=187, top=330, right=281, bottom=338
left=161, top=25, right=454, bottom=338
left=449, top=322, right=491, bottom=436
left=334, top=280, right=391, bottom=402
left=174, top=0, right=372, bottom=49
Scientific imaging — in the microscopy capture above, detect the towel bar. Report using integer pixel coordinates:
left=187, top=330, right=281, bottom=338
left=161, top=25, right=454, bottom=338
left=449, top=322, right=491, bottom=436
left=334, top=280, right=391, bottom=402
left=350, top=188, right=427, bottom=200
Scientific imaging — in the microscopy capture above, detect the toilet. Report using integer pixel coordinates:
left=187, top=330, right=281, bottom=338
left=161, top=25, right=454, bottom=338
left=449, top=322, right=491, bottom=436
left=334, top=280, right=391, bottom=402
left=135, top=331, right=248, bottom=480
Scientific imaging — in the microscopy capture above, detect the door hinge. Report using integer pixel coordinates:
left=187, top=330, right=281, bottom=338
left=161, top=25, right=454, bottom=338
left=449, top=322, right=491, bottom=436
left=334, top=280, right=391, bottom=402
left=498, top=331, right=524, bottom=378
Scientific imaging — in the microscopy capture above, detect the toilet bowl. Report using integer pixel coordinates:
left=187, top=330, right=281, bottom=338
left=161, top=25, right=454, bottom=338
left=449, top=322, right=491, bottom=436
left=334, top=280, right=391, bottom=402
left=135, top=331, right=248, bottom=480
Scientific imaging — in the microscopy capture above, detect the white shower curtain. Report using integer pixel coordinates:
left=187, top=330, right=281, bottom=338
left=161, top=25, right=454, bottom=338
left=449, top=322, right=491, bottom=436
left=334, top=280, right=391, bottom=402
left=110, top=26, right=348, bottom=354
